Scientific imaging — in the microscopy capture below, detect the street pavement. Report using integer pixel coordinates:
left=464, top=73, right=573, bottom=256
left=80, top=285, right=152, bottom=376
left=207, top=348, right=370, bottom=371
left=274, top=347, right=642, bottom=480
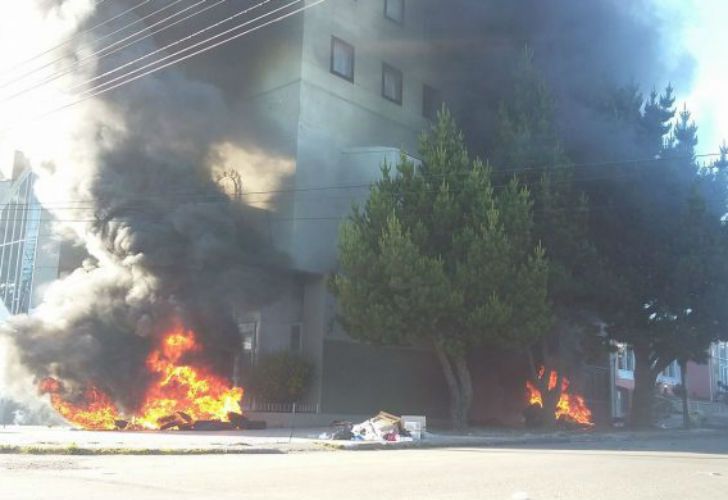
left=2, top=435, right=728, bottom=499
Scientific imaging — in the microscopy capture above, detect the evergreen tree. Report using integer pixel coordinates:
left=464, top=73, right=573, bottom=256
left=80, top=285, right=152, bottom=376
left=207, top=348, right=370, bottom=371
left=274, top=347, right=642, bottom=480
left=490, top=49, right=597, bottom=420
left=587, top=92, right=728, bottom=427
left=331, top=109, right=551, bottom=429
left=717, top=141, right=728, bottom=170
left=641, top=85, right=675, bottom=156
left=672, top=104, right=699, bottom=160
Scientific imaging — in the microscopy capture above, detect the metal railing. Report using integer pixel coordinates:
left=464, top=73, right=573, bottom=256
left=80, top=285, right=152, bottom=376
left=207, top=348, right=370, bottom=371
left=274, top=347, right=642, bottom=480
left=241, top=400, right=320, bottom=414
left=688, top=400, right=728, bottom=416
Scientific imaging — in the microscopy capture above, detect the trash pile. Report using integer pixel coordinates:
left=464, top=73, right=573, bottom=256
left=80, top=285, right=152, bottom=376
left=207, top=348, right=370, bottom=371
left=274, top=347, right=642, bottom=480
left=321, top=411, right=426, bottom=442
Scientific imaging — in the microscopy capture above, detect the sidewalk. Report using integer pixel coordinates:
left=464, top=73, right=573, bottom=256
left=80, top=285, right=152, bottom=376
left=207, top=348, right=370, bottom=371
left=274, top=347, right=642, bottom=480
left=321, top=427, right=724, bottom=450
left=0, top=425, right=722, bottom=455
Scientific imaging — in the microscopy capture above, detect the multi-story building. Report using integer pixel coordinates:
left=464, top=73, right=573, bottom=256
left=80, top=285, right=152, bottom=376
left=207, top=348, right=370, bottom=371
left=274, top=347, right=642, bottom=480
left=196, top=0, right=452, bottom=419
left=611, top=342, right=728, bottom=419
left=0, top=152, right=60, bottom=319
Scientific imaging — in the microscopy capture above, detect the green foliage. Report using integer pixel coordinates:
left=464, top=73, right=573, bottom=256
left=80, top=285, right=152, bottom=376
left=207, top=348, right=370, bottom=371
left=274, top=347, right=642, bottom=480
left=331, top=107, right=551, bottom=357
left=490, top=48, right=595, bottom=307
left=585, top=85, right=728, bottom=426
left=672, top=104, right=699, bottom=160
left=591, top=93, right=728, bottom=353
left=641, top=85, right=675, bottom=154
left=248, top=351, right=314, bottom=404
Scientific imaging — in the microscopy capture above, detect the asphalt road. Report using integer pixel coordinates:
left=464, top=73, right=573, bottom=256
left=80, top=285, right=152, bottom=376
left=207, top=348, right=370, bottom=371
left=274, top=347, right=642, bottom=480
left=2, top=436, right=727, bottom=499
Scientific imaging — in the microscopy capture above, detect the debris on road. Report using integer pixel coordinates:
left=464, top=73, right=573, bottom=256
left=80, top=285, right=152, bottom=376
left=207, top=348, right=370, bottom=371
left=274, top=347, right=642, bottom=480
left=323, top=412, right=426, bottom=442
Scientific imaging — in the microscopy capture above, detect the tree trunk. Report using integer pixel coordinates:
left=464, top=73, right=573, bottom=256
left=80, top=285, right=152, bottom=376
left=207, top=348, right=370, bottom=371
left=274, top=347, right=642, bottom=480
left=454, top=355, right=474, bottom=428
left=630, top=347, right=658, bottom=429
left=434, top=342, right=472, bottom=430
left=679, top=359, right=690, bottom=429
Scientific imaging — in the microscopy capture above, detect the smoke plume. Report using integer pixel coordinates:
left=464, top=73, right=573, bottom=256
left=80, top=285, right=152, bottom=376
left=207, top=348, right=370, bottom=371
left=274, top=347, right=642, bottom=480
left=0, top=0, right=696, bottom=414
left=433, top=0, right=695, bottom=158
left=0, top=0, right=288, bottom=412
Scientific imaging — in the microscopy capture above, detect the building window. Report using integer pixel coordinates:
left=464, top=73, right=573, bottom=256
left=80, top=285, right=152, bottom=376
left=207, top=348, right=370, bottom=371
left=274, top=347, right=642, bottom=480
left=423, top=85, right=442, bottom=120
left=0, top=171, right=40, bottom=315
left=238, top=321, right=258, bottom=364
left=233, top=320, right=258, bottom=385
left=382, top=63, right=403, bottom=105
left=717, top=342, right=728, bottom=385
left=330, top=36, right=355, bottom=82
left=662, top=360, right=679, bottom=379
left=384, top=0, right=404, bottom=24
left=290, top=324, right=302, bottom=352
left=617, top=346, right=635, bottom=372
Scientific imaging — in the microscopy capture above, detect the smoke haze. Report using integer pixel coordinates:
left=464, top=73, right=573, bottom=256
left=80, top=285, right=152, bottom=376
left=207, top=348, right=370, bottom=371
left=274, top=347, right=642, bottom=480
left=0, top=0, right=700, bottom=413
left=0, top=0, right=287, bottom=412
left=433, top=0, right=695, bottom=158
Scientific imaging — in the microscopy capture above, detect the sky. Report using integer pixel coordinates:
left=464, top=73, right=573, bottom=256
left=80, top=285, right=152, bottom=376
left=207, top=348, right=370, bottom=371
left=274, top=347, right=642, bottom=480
left=661, top=0, right=728, bottom=152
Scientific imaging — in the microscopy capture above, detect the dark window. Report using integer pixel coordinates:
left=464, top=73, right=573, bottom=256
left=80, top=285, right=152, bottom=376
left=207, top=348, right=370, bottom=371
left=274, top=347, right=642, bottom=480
left=330, top=36, right=355, bottom=82
left=290, top=324, right=302, bottom=352
left=423, top=85, right=443, bottom=120
left=384, top=0, right=404, bottom=24
left=382, top=63, right=403, bottom=104
left=233, top=321, right=258, bottom=385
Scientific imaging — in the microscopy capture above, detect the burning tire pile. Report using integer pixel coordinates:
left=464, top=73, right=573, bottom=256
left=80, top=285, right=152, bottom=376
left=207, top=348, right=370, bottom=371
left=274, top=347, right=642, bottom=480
left=38, top=325, right=255, bottom=431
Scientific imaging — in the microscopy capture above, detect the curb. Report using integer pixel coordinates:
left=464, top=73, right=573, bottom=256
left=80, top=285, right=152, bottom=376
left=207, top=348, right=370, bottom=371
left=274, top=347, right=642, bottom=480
left=0, top=445, right=286, bottom=456
left=1, top=429, right=721, bottom=455
left=316, top=429, right=725, bottom=452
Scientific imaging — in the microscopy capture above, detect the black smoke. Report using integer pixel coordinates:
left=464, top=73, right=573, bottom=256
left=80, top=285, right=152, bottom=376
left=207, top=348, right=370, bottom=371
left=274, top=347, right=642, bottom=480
left=430, top=0, right=695, bottom=159
left=3, top=0, right=290, bottom=411
left=2, top=0, right=695, bottom=412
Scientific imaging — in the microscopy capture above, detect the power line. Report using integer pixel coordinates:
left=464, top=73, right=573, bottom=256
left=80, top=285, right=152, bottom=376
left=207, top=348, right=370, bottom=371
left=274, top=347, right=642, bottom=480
left=0, top=0, right=154, bottom=85
left=0, top=195, right=707, bottom=225
left=0, top=151, right=721, bottom=211
left=1, top=0, right=323, bottom=135
left=2, top=0, right=274, bottom=103
left=0, top=0, right=195, bottom=101
left=0, top=161, right=723, bottom=221
left=1, top=0, right=231, bottom=104
left=74, top=0, right=277, bottom=95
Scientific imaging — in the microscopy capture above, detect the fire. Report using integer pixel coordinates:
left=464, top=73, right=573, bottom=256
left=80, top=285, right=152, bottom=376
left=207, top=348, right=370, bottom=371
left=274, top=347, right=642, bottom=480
left=526, top=367, right=593, bottom=426
left=135, top=328, right=244, bottom=429
left=39, top=325, right=244, bottom=430
left=39, top=378, right=121, bottom=431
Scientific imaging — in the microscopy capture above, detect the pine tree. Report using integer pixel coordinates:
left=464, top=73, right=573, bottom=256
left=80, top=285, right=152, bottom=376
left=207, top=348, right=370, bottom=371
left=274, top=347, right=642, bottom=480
left=641, top=85, right=675, bottom=156
left=672, top=103, right=699, bottom=160
left=331, top=109, right=551, bottom=429
left=489, top=49, right=598, bottom=421
left=715, top=141, right=728, bottom=171
left=588, top=89, right=728, bottom=427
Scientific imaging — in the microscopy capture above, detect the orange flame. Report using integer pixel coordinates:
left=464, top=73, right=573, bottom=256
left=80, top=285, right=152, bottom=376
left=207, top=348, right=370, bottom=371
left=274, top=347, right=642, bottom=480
left=39, top=325, right=244, bottom=430
left=39, top=378, right=121, bottom=431
left=526, top=367, right=593, bottom=426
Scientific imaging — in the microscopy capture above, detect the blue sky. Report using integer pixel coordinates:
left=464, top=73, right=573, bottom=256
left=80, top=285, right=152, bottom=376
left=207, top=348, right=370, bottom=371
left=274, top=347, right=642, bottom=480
left=659, top=0, right=727, bottom=152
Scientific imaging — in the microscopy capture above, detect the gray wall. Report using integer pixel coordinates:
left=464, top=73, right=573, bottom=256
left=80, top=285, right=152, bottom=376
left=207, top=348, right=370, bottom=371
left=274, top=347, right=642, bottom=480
left=289, top=0, right=440, bottom=272
left=231, top=1, right=454, bottom=416
left=320, top=338, right=449, bottom=419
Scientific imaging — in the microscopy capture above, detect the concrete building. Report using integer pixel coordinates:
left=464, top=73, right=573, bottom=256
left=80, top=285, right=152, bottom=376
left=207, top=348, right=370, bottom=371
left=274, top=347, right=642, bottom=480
left=203, top=0, right=452, bottom=419
left=0, top=153, right=60, bottom=318
left=611, top=342, right=728, bottom=420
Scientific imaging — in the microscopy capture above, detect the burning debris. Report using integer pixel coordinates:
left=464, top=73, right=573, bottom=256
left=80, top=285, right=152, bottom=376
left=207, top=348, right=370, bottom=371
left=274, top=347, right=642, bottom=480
left=525, top=367, right=593, bottom=427
left=38, top=325, right=244, bottom=431
left=0, top=1, right=288, bottom=428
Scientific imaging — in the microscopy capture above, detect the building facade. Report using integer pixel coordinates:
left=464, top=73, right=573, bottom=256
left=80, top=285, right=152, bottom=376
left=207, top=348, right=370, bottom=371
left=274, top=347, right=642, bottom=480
left=197, top=0, right=453, bottom=419
left=0, top=153, right=60, bottom=319
left=611, top=342, right=728, bottom=419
